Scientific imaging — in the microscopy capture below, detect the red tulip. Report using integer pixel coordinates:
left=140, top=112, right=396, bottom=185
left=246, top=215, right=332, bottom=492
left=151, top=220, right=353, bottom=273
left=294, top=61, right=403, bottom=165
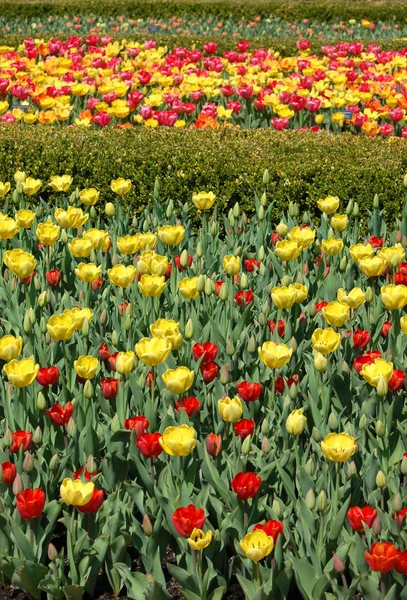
left=214, top=281, right=225, bottom=295
left=2, top=461, right=16, bottom=485
left=353, top=350, right=381, bottom=374
left=381, top=321, right=392, bottom=337
left=119, top=301, right=130, bottom=315
left=234, top=419, right=255, bottom=440
left=235, top=290, right=254, bottom=307
left=176, top=396, right=201, bottom=417
left=236, top=381, right=262, bottom=403
left=204, top=41, right=218, bottom=55
left=36, top=366, right=59, bottom=386
left=253, top=520, right=284, bottom=542
left=136, top=432, right=163, bottom=458
left=98, top=343, right=111, bottom=361
left=395, top=549, right=407, bottom=575
left=315, top=301, right=328, bottom=313
left=271, top=232, right=281, bottom=245
left=175, top=254, right=193, bottom=271
left=46, top=402, right=73, bottom=426
left=10, top=431, right=32, bottom=453
left=172, top=505, right=205, bottom=537
left=368, top=235, right=384, bottom=248
left=275, top=375, right=299, bottom=395
left=347, top=506, right=377, bottom=531
left=364, top=542, right=398, bottom=573
left=16, top=488, right=46, bottom=519
left=268, top=320, right=285, bottom=337
left=73, top=467, right=94, bottom=481
left=165, top=264, right=173, bottom=280
left=244, top=259, right=261, bottom=272
left=200, top=362, right=219, bottom=383
left=101, top=377, right=119, bottom=399
left=108, top=352, right=118, bottom=371
left=146, top=369, right=155, bottom=389
left=92, top=277, right=103, bottom=291
left=124, top=416, right=149, bottom=436
left=206, top=433, right=222, bottom=457
left=77, top=488, right=104, bottom=513
left=353, top=329, right=371, bottom=350
left=46, top=269, right=61, bottom=286
left=192, top=342, right=218, bottom=365
left=393, top=507, right=407, bottom=526
left=388, top=369, right=405, bottom=392
left=231, top=472, right=262, bottom=501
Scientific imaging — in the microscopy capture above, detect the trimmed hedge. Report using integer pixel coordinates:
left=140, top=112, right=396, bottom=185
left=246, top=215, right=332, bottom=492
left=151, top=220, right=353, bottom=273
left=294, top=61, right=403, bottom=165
left=0, top=0, right=405, bottom=23
left=0, top=126, right=406, bottom=225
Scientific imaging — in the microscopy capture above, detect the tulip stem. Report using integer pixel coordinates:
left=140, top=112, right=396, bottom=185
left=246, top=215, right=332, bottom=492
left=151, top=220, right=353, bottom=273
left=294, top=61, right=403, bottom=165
left=243, top=501, right=248, bottom=530
left=29, top=520, right=34, bottom=548
left=381, top=573, right=386, bottom=600
left=191, top=548, right=197, bottom=576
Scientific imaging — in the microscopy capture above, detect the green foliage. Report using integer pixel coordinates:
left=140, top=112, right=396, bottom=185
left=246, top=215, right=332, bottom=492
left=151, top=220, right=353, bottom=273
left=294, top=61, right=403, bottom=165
left=0, top=126, right=405, bottom=226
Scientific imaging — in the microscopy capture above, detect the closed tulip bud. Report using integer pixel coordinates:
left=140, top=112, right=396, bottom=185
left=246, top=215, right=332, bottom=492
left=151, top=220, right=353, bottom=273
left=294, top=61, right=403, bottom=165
left=339, top=256, right=347, bottom=271
left=328, top=411, right=338, bottom=430
left=66, top=418, right=76, bottom=437
left=345, top=199, right=354, bottom=215
left=82, top=319, right=90, bottom=336
left=196, top=242, right=203, bottom=258
left=263, top=169, right=269, bottom=185
left=105, top=202, right=116, bottom=217
left=262, top=300, right=269, bottom=314
left=38, top=291, right=47, bottom=307
left=272, top=498, right=281, bottom=517
left=288, top=202, right=295, bottom=217
left=241, top=435, right=252, bottom=455
left=233, top=202, right=240, bottom=218
left=288, top=337, right=297, bottom=351
left=376, top=420, right=386, bottom=437
left=240, top=273, right=248, bottom=290
left=365, top=287, right=374, bottom=302
left=283, top=395, right=291, bottom=411
left=392, top=492, right=403, bottom=513
left=219, top=283, right=228, bottom=301
left=182, top=202, right=189, bottom=213
left=376, top=470, right=386, bottom=489
left=327, top=227, right=334, bottom=239
left=34, top=276, right=41, bottom=291
left=305, top=458, right=315, bottom=475
left=312, top=427, right=321, bottom=442
left=404, top=173, right=407, bottom=188
left=261, top=436, right=271, bottom=453
left=219, top=365, right=230, bottom=384
left=84, top=380, right=94, bottom=399
left=258, top=312, right=266, bottom=326
left=305, top=488, right=315, bottom=510
left=359, top=413, right=368, bottom=429
left=23, top=452, right=34, bottom=473
left=372, top=194, right=379, bottom=209
left=314, top=352, right=327, bottom=373
left=260, top=192, right=267, bottom=207
left=99, top=309, right=107, bottom=325
left=142, top=513, right=153, bottom=536
left=376, top=376, right=388, bottom=397
left=258, top=206, right=265, bottom=221
left=261, top=419, right=269, bottom=435
left=4, top=428, right=13, bottom=448
left=289, top=383, right=298, bottom=399
left=48, top=543, right=58, bottom=562
left=372, top=516, right=382, bottom=535
left=49, top=454, right=59, bottom=471
left=368, top=312, right=376, bottom=326
left=166, top=204, right=173, bottom=220
left=352, top=203, right=359, bottom=217
left=341, top=361, right=350, bottom=376
left=235, top=246, right=242, bottom=257
left=111, top=330, right=119, bottom=347
left=125, top=314, right=132, bottom=331
left=333, top=553, right=345, bottom=574
left=211, top=222, right=217, bottom=237
left=196, top=275, right=205, bottom=293
left=248, top=335, right=256, bottom=353
left=13, top=474, right=23, bottom=495
left=281, top=275, right=291, bottom=287
left=33, top=426, right=42, bottom=444
left=229, top=215, right=235, bottom=227
left=60, top=229, right=68, bottom=244
left=37, top=391, right=46, bottom=411
left=184, top=319, right=193, bottom=340
left=23, top=313, right=32, bottom=334
left=40, top=317, right=47, bottom=334
left=258, top=246, right=265, bottom=261
left=226, top=338, right=235, bottom=356
left=204, top=278, right=214, bottom=296
left=401, top=456, right=407, bottom=475
left=317, top=490, right=327, bottom=512
left=86, top=455, right=96, bottom=474
left=347, top=461, right=357, bottom=477
left=89, top=206, right=97, bottom=220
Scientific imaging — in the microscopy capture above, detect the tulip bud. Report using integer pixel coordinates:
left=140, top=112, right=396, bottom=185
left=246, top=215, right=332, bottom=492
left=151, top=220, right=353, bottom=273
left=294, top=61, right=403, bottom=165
left=142, top=513, right=153, bottom=536
left=341, top=361, right=350, bottom=376
left=111, top=330, right=119, bottom=347
left=23, top=452, right=34, bottom=473
left=260, top=192, right=267, bottom=207
left=368, top=312, right=376, bottom=326
left=196, top=242, right=203, bottom=258
left=166, top=202, right=173, bottom=219
left=86, top=454, right=96, bottom=474
left=403, top=235, right=407, bottom=249
left=184, top=319, right=193, bottom=340
left=247, top=335, right=256, bottom=353
left=261, top=436, right=271, bottom=453
left=376, top=470, right=386, bottom=489
left=60, top=229, right=68, bottom=244
left=23, top=313, right=32, bottom=334
left=359, top=414, right=368, bottom=431
left=404, top=173, right=407, bottom=188
left=226, top=338, right=235, bottom=356
left=66, top=418, right=76, bottom=437
left=289, top=383, right=297, bottom=400
left=305, top=458, right=315, bottom=475
left=34, top=276, right=41, bottom=291
left=233, top=202, right=240, bottom=218
left=195, top=275, right=205, bottom=293
left=239, top=273, right=248, bottom=290
left=376, top=376, right=388, bottom=397
left=219, top=365, right=229, bottom=384
left=365, top=286, right=373, bottom=302
left=281, top=275, right=291, bottom=287
left=372, top=516, right=382, bottom=535
left=312, top=427, right=321, bottom=442
left=352, top=202, right=359, bottom=217
left=241, top=435, right=252, bottom=455
left=328, top=411, right=338, bottom=431
left=48, top=543, right=58, bottom=562
left=219, top=283, right=228, bottom=301
left=261, top=419, right=269, bottom=435
left=373, top=194, right=379, bottom=209
left=204, top=278, right=214, bottom=296
left=271, top=498, right=281, bottom=517
left=211, top=222, right=217, bottom=237
left=125, top=313, right=132, bottom=331
left=258, top=312, right=266, bottom=326
left=317, top=490, right=327, bottom=512
left=401, top=456, right=407, bottom=475
left=235, top=246, right=242, bottom=257
left=37, top=391, right=46, bottom=411
left=347, top=461, right=357, bottom=478
left=392, top=492, right=403, bottom=513
left=258, top=246, right=265, bottom=261
left=288, top=337, right=297, bottom=352
left=105, top=202, right=116, bottom=217
left=33, top=426, right=42, bottom=444
left=308, top=303, right=316, bottom=318
left=12, top=474, right=23, bottom=495
left=305, top=488, right=315, bottom=510
left=38, top=291, right=47, bottom=307
left=229, top=215, right=235, bottom=227
left=3, top=428, right=13, bottom=448
left=49, top=454, right=59, bottom=471
left=258, top=206, right=265, bottom=221
left=339, top=256, right=347, bottom=271
left=206, top=433, right=222, bottom=457
left=40, top=317, right=47, bottom=334
left=84, top=380, right=94, bottom=399
left=345, top=199, right=354, bottom=215
left=314, top=352, right=327, bottom=373
left=333, top=553, right=345, bottom=574
left=375, top=420, right=386, bottom=437
left=263, top=169, right=269, bottom=185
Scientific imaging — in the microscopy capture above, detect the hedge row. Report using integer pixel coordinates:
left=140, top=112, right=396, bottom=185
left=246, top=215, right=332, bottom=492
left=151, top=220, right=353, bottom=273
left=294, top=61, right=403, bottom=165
left=0, top=0, right=404, bottom=23
left=0, top=126, right=405, bottom=226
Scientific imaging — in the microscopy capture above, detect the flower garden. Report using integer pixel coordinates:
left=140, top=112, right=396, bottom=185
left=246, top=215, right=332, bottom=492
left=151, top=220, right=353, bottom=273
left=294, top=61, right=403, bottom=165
left=2, top=1, right=407, bottom=599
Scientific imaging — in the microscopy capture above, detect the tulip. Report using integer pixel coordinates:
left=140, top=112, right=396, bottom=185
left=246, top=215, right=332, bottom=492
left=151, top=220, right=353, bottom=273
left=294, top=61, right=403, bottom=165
left=79, top=188, right=100, bottom=206
left=234, top=419, right=255, bottom=440
left=359, top=256, right=386, bottom=277
left=74, top=355, right=99, bottom=380
left=111, top=178, right=132, bottom=196
left=231, top=472, right=262, bottom=501
left=135, top=337, right=171, bottom=367
left=317, top=196, right=340, bottom=214
left=10, top=431, right=32, bottom=453
left=321, top=432, right=358, bottom=462
left=321, top=238, right=344, bottom=256
left=311, top=328, right=341, bottom=354
left=178, top=276, right=200, bottom=299
left=46, top=269, right=61, bottom=287
left=77, top=488, right=104, bottom=513
left=64, top=308, right=93, bottom=331
left=75, top=263, right=102, bottom=283
left=22, top=177, right=42, bottom=196
left=83, top=228, right=110, bottom=251
left=136, top=432, right=163, bottom=458
left=321, top=301, right=350, bottom=327
left=124, top=415, right=149, bottom=436
left=0, top=217, right=19, bottom=240
left=47, top=313, right=76, bottom=340
left=380, top=284, right=407, bottom=310
left=337, top=288, right=366, bottom=309
left=175, top=396, right=201, bottom=417
left=60, top=478, right=95, bottom=506
left=0, top=181, right=10, bottom=197
left=192, top=342, right=218, bottom=365
left=0, top=335, right=22, bottom=361
left=286, top=409, right=306, bottom=436
left=364, top=542, right=398, bottom=573
left=258, top=341, right=293, bottom=369
left=16, top=488, right=46, bottom=519
left=4, top=249, right=36, bottom=278
left=347, top=506, right=377, bottom=531
left=206, top=433, right=222, bottom=456
left=138, top=274, right=166, bottom=297
left=200, top=362, right=219, bottom=383
left=361, top=358, right=393, bottom=388
left=107, top=264, right=137, bottom=288
left=15, top=209, right=35, bottom=229
left=350, top=243, right=374, bottom=263
left=222, top=255, right=241, bottom=276
left=271, top=285, right=297, bottom=309
left=159, top=425, right=197, bottom=456
left=253, top=520, right=284, bottom=543
left=36, top=222, right=60, bottom=246
left=49, top=175, right=72, bottom=192
left=4, top=358, right=39, bottom=388
left=293, top=283, right=308, bottom=304
left=157, top=225, right=185, bottom=246
left=236, top=381, right=262, bottom=402
left=352, top=330, right=371, bottom=350
left=218, top=396, right=243, bottom=423
left=115, top=351, right=135, bottom=375
left=2, top=461, right=16, bottom=485
left=101, top=377, right=119, bottom=399
left=395, top=550, right=407, bottom=575
left=137, top=233, right=157, bottom=250
left=378, top=244, right=405, bottom=267
left=274, top=240, right=301, bottom=261
left=192, top=191, right=216, bottom=211
left=172, top=505, right=205, bottom=536
left=331, top=214, right=349, bottom=232
left=187, top=528, right=212, bottom=550
left=55, top=207, right=88, bottom=228
left=288, top=226, right=315, bottom=249
left=46, top=402, right=73, bottom=426
left=117, top=235, right=140, bottom=255
left=150, top=318, right=182, bottom=350
left=68, top=238, right=94, bottom=258
left=240, top=530, right=273, bottom=562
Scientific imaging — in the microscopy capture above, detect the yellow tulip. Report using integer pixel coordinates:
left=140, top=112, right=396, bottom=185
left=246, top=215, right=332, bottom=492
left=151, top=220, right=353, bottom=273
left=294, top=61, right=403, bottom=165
left=64, top=308, right=93, bottom=331
left=159, top=425, right=197, bottom=456
left=317, top=196, right=340, bottom=214
left=14, top=171, right=26, bottom=183
left=73, top=355, right=99, bottom=380
left=150, top=319, right=182, bottom=350
left=218, top=396, right=243, bottom=423
left=178, top=277, right=200, bottom=299
left=60, top=478, right=95, bottom=506
left=380, top=284, right=407, bottom=310
left=321, top=301, right=350, bottom=327
left=36, top=222, right=60, bottom=246
left=117, top=235, right=139, bottom=255
left=222, top=255, right=241, bottom=276
left=292, top=283, right=308, bottom=304
left=111, top=178, right=132, bottom=196
left=187, top=529, right=212, bottom=550
left=321, top=432, right=358, bottom=462
left=68, top=238, right=93, bottom=258
left=15, top=209, right=35, bottom=229
left=378, top=244, right=405, bottom=268
left=162, top=367, right=194, bottom=394
left=192, top=191, right=216, bottom=211
left=321, top=238, right=344, bottom=256
left=47, top=313, right=76, bottom=341
left=135, top=337, right=171, bottom=367
left=274, top=240, right=302, bottom=261
left=4, top=249, right=36, bottom=278
left=3, top=358, right=39, bottom=388
left=138, top=233, right=158, bottom=250
left=157, top=225, right=185, bottom=246
left=331, top=214, right=349, bottom=232
left=288, top=226, right=315, bottom=249
left=359, top=256, right=386, bottom=277
left=0, top=217, right=19, bottom=239
left=22, top=177, right=42, bottom=196
left=349, top=243, right=374, bottom=263
left=105, top=202, right=116, bottom=217
left=271, top=285, right=297, bottom=309
left=55, top=207, right=88, bottom=228
left=314, top=351, right=328, bottom=372
left=258, top=342, right=293, bottom=369
left=337, top=288, right=366, bottom=309
left=83, top=228, right=110, bottom=252
left=74, top=263, right=102, bottom=283
left=138, top=274, right=166, bottom=297
left=115, top=351, right=135, bottom=375
left=0, top=335, right=22, bottom=361
left=49, top=175, right=73, bottom=192
left=240, top=530, right=274, bottom=562
left=286, top=409, right=306, bottom=436
left=108, top=264, right=137, bottom=288
left=0, top=181, right=10, bottom=197
left=311, top=328, right=341, bottom=354
left=361, top=358, right=393, bottom=387
left=79, top=188, right=100, bottom=206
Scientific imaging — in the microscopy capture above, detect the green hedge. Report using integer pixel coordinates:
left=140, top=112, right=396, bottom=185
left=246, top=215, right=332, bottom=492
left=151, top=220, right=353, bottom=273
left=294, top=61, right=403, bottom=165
left=0, top=126, right=406, bottom=225
left=0, top=0, right=405, bottom=23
